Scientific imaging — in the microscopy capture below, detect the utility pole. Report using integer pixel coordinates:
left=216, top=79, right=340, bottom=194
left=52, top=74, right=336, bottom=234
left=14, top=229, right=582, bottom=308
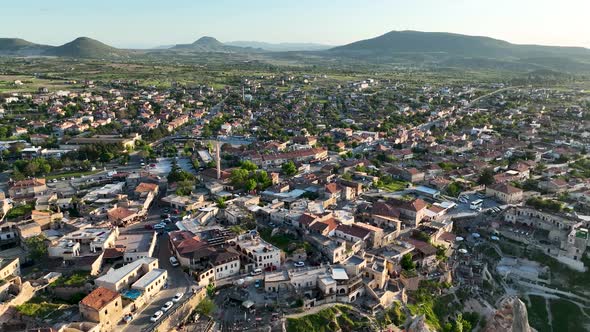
left=216, top=141, right=221, bottom=180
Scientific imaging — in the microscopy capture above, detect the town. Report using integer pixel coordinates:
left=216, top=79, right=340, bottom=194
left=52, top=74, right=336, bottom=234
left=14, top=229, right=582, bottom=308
left=0, top=63, right=589, bottom=332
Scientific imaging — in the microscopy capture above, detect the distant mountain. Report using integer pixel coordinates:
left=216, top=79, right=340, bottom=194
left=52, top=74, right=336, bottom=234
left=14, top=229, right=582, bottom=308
left=328, top=30, right=590, bottom=72
left=43, top=37, right=129, bottom=58
left=170, top=36, right=263, bottom=53
left=226, top=41, right=332, bottom=52
left=0, top=38, right=52, bottom=55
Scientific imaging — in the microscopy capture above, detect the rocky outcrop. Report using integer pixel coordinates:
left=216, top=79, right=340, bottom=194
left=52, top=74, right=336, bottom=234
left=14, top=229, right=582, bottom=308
left=407, top=315, right=433, bottom=332
left=483, top=296, right=536, bottom=332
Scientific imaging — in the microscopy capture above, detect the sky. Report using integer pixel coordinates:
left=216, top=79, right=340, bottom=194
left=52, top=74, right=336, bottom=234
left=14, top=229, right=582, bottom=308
left=2, top=0, right=589, bottom=49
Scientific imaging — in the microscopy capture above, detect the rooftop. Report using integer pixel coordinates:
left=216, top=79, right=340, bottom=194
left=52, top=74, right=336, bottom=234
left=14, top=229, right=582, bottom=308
left=115, top=232, right=155, bottom=254
left=80, top=287, right=119, bottom=311
left=132, top=268, right=166, bottom=290
left=95, top=257, right=157, bottom=285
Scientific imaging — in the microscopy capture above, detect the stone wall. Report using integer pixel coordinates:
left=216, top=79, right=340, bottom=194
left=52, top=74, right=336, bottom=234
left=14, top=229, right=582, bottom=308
left=146, top=287, right=206, bottom=332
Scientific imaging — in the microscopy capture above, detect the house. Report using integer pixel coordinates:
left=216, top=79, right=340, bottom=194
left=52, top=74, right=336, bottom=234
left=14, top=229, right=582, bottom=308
left=0, top=258, right=20, bottom=281
left=486, top=183, right=523, bottom=204
left=134, top=182, right=159, bottom=198
left=309, top=218, right=340, bottom=237
left=161, top=194, right=205, bottom=211
left=114, top=232, right=157, bottom=263
left=389, top=198, right=428, bottom=227
left=94, top=257, right=160, bottom=292
left=538, top=179, right=569, bottom=193
left=388, top=166, right=425, bottom=183
left=79, top=287, right=123, bottom=330
left=107, top=207, right=140, bottom=226
left=334, top=224, right=371, bottom=244
left=369, top=202, right=401, bottom=233
left=8, top=178, right=47, bottom=200
left=191, top=246, right=241, bottom=286
left=322, top=183, right=342, bottom=205
left=234, top=233, right=282, bottom=271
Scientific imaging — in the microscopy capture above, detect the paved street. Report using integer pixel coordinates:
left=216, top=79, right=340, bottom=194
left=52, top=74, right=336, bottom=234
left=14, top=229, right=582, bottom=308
left=120, top=232, right=194, bottom=331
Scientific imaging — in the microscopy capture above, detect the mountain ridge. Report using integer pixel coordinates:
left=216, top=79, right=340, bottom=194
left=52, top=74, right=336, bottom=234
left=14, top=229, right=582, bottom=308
left=43, top=37, right=129, bottom=58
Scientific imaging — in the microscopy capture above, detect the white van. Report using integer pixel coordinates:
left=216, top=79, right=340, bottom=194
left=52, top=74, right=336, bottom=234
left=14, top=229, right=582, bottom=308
left=250, top=268, right=262, bottom=276
left=169, top=256, right=179, bottom=267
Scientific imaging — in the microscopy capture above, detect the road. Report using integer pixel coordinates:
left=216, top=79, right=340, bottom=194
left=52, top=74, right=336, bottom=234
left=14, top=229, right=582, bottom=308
left=120, top=231, right=194, bottom=332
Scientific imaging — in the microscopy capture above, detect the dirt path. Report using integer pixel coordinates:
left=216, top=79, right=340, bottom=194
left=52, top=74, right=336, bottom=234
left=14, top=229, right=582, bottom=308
left=543, top=296, right=553, bottom=332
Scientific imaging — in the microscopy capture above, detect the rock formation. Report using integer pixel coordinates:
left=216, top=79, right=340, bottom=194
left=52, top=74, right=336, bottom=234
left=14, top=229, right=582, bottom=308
left=483, top=296, right=536, bottom=332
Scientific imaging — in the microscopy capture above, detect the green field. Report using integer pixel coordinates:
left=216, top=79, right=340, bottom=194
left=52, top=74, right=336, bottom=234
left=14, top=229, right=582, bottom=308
left=377, top=180, right=408, bottom=192
left=550, top=299, right=588, bottom=332
left=526, top=295, right=551, bottom=332
left=15, top=296, right=66, bottom=318
left=526, top=295, right=589, bottom=332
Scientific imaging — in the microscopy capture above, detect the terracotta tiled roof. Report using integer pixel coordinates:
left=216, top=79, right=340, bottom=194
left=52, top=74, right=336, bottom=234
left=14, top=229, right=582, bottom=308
left=389, top=198, right=427, bottom=212
left=108, top=207, right=136, bottom=220
left=298, top=213, right=318, bottom=227
left=170, top=230, right=206, bottom=256
left=488, top=183, right=523, bottom=194
left=370, top=202, right=401, bottom=219
left=406, top=239, right=437, bottom=256
left=10, top=178, right=46, bottom=189
left=310, top=218, right=339, bottom=233
left=135, top=182, right=158, bottom=193
left=80, top=287, right=119, bottom=311
left=325, top=183, right=340, bottom=194
left=335, top=224, right=372, bottom=239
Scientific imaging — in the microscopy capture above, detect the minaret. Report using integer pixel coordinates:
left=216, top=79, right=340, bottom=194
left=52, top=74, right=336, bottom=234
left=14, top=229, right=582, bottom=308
left=216, top=141, right=221, bottom=180
left=242, top=86, right=245, bottom=102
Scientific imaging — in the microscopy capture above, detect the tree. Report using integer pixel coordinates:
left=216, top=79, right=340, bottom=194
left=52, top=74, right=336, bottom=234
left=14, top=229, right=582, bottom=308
left=215, top=197, right=227, bottom=209
left=240, top=160, right=258, bottom=171
left=245, top=178, right=257, bottom=191
left=401, top=253, right=416, bottom=271
left=446, top=182, right=462, bottom=197
left=230, top=168, right=250, bottom=187
left=281, top=161, right=297, bottom=176
left=196, top=297, right=215, bottom=316
left=25, top=235, right=48, bottom=261
left=477, top=168, right=495, bottom=186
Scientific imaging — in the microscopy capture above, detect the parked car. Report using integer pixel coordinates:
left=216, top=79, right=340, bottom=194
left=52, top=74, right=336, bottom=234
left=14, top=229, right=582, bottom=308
left=153, top=223, right=166, bottom=230
left=161, top=301, right=174, bottom=312
left=169, top=256, right=179, bottom=267
left=150, top=311, right=163, bottom=322
left=144, top=224, right=154, bottom=230
left=172, top=292, right=184, bottom=302
left=123, top=313, right=133, bottom=323
left=255, top=280, right=262, bottom=288
left=250, top=268, right=262, bottom=276
left=294, top=261, right=305, bottom=268
left=161, top=213, right=171, bottom=219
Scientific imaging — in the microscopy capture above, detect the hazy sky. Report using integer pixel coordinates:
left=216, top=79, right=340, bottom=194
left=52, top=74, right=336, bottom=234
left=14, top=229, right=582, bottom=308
left=2, top=0, right=589, bottom=48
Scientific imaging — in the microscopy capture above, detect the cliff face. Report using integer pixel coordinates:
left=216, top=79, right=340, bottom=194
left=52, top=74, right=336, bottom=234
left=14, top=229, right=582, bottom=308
left=483, top=296, right=536, bottom=332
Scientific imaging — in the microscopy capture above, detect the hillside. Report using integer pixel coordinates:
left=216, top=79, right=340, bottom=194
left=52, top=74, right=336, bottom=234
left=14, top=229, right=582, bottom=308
left=43, top=37, right=129, bottom=58
left=0, top=38, right=52, bottom=55
left=226, top=41, right=331, bottom=52
left=328, top=30, right=590, bottom=72
left=171, top=36, right=262, bottom=53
